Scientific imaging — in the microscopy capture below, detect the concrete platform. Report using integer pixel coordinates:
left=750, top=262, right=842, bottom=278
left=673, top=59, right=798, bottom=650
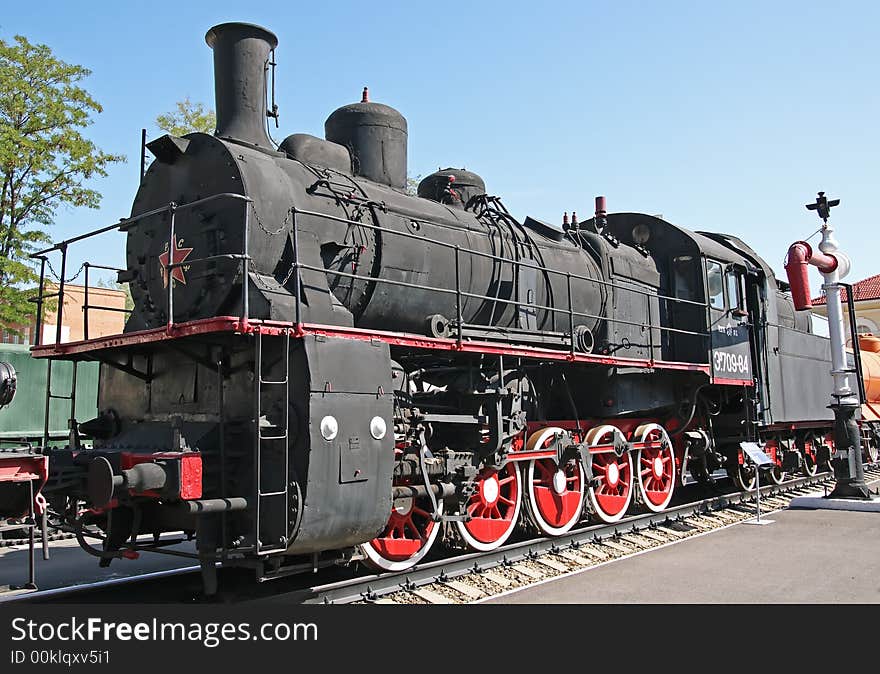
left=484, top=505, right=880, bottom=604
left=789, top=495, right=880, bottom=511
left=0, top=536, right=196, bottom=598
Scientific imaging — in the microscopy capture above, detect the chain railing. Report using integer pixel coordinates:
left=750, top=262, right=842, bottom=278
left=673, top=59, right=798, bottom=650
left=288, top=206, right=713, bottom=363
left=29, top=193, right=252, bottom=347
left=29, top=191, right=711, bottom=365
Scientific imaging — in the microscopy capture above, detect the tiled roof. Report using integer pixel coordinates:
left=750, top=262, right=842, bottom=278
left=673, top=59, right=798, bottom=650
left=812, top=272, right=880, bottom=305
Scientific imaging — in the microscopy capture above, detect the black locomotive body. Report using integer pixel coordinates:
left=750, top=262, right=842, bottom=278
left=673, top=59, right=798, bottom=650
left=13, top=22, right=853, bottom=589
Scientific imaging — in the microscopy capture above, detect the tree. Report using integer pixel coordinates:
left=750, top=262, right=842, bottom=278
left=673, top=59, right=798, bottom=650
left=0, top=34, right=124, bottom=331
left=155, top=97, right=216, bottom=136
left=94, top=277, right=134, bottom=311
left=406, top=174, right=422, bottom=196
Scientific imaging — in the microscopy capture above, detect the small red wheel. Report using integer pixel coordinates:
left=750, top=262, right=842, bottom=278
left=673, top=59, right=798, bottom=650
left=767, top=437, right=788, bottom=485
left=727, top=455, right=756, bottom=491
left=821, top=433, right=836, bottom=472
left=523, top=427, right=585, bottom=536
left=454, top=462, right=522, bottom=551
left=585, top=425, right=634, bottom=523
left=799, top=434, right=819, bottom=477
left=360, top=490, right=442, bottom=572
left=634, top=423, right=676, bottom=512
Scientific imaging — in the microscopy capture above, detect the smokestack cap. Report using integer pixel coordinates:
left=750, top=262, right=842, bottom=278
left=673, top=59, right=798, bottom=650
left=205, top=22, right=278, bottom=49
left=205, top=22, right=279, bottom=150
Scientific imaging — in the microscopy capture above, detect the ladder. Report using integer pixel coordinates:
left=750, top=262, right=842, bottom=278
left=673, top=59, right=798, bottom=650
left=253, top=328, right=290, bottom=555
left=42, top=359, right=79, bottom=450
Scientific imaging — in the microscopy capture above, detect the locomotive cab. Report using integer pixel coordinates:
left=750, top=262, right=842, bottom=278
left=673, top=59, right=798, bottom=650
left=599, top=212, right=755, bottom=377
left=702, top=253, right=753, bottom=383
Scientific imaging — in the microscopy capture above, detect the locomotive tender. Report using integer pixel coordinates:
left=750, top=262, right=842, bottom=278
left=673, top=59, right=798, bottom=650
left=3, top=21, right=874, bottom=591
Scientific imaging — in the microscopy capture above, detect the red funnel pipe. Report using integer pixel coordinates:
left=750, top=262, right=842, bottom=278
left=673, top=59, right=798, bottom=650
left=784, top=241, right=838, bottom=310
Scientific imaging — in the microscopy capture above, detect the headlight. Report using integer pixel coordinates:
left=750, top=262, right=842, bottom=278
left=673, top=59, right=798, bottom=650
left=320, top=415, right=338, bottom=441
left=370, top=416, right=387, bottom=440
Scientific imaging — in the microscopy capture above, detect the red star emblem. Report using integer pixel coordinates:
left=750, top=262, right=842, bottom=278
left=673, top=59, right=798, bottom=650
left=158, top=235, right=194, bottom=288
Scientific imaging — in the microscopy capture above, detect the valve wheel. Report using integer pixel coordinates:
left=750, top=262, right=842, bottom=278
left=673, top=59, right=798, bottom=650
left=584, top=425, right=634, bottom=523
left=634, top=423, right=676, bottom=512
left=523, top=427, right=585, bottom=536
left=361, top=490, right=442, bottom=572
left=454, top=462, right=522, bottom=551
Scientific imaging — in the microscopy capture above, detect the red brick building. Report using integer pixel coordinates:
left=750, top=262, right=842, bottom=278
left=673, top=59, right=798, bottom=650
left=0, top=284, right=127, bottom=346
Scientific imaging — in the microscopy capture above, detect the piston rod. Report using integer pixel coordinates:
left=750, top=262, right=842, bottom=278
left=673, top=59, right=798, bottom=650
left=392, top=483, right=456, bottom=500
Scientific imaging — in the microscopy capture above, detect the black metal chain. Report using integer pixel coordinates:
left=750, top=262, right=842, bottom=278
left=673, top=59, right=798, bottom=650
left=44, top=259, right=86, bottom=284
left=250, top=202, right=293, bottom=236
left=279, top=260, right=298, bottom=287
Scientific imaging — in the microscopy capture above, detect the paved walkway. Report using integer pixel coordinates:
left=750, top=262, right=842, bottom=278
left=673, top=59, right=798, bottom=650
left=0, top=536, right=196, bottom=597
left=485, top=505, right=880, bottom=603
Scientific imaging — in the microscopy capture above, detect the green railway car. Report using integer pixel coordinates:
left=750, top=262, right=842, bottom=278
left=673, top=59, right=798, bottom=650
left=0, top=343, right=98, bottom=447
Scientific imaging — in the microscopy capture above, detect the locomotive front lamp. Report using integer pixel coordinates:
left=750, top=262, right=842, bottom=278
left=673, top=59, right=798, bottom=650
left=370, top=416, right=387, bottom=440
left=320, top=415, right=339, bottom=441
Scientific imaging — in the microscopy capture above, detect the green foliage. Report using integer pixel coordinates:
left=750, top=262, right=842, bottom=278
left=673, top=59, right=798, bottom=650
left=121, top=283, right=134, bottom=311
left=155, top=97, right=216, bottom=136
left=0, top=34, right=124, bottom=331
left=93, top=276, right=134, bottom=311
left=406, top=174, right=422, bottom=196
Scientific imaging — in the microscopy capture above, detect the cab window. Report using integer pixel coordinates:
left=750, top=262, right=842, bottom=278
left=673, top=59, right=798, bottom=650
left=726, top=269, right=742, bottom=310
left=707, top=260, right=724, bottom=309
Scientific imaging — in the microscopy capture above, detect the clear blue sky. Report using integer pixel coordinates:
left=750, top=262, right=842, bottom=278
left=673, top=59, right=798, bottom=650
left=4, top=0, right=878, bottom=294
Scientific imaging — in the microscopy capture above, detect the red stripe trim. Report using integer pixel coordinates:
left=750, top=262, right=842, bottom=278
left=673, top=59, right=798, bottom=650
left=298, top=323, right=710, bottom=372
left=711, top=377, right=754, bottom=386
left=31, top=317, right=712, bottom=375
left=761, top=421, right=832, bottom=432
left=31, top=316, right=248, bottom=357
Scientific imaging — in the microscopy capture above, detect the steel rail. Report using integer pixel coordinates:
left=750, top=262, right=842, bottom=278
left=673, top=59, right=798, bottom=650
left=297, top=468, right=873, bottom=604
left=4, top=465, right=877, bottom=605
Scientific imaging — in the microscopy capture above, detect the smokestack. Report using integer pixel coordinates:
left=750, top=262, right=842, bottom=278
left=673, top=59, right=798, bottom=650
left=205, top=22, right=278, bottom=150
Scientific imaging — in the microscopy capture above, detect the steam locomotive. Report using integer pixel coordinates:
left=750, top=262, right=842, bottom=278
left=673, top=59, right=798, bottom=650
left=2, top=22, right=877, bottom=593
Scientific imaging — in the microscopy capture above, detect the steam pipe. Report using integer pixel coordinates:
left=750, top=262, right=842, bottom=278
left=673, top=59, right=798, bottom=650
left=205, top=22, right=278, bottom=150
left=173, top=498, right=249, bottom=515
left=784, top=241, right=838, bottom=310
left=784, top=235, right=853, bottom=404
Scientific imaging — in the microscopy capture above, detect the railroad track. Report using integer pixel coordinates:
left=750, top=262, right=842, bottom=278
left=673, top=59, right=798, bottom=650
left=5, top=466, right=878, bottom=605
left=299, top=465, right=880, bottom=605
left=0, top=530, right=76, bottom=547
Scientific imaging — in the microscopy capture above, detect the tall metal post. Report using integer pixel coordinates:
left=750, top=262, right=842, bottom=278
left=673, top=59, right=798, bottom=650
left=567, top=272, right=575, bottom=356
left=34, top=257, right=47, bottom=346
left=454, top=246, right=462, bottom=348
left=166, top=204, right=177, bottom=332
left=83, top=263, right=90, bottom=341
left=291, top=207, right=301, bottom=326
left=804, top=193, right=871, bottom=499
left=55, top=244, right=67, bottom=345
left=754, top=464, right=762, bottom=523
left=242, top=202, right=250, bottom=322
